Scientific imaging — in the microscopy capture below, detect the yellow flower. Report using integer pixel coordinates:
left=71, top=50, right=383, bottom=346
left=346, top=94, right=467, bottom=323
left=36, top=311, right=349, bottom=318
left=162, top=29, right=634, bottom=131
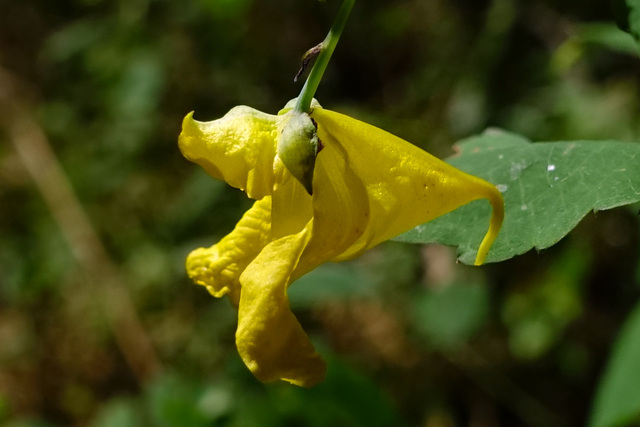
left=179, top=102, right=504, bottom=387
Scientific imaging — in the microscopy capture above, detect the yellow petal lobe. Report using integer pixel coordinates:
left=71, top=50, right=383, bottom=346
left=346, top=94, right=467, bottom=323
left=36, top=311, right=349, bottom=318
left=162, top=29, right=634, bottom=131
left=185, top=196, right=272, bottom=307
left=310, top=108, right=504, bottom=264
left=294, top=128, right=371, bottom=274
left=178, top=107, right=281, bottom=200
left=236, top=225, right=327, bottom=387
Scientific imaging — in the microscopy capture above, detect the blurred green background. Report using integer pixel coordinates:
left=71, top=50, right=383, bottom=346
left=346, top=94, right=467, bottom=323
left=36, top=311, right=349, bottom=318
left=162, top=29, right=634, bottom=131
left=1, top=0, right=639, bottom=426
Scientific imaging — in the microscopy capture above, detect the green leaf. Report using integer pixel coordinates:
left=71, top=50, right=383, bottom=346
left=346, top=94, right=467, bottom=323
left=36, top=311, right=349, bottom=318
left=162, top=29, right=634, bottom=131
left=396, top=129, right=640, bottom=264
left=590, top=301, right=640, bottom=427
left=613, top=0, right=640, bottom=44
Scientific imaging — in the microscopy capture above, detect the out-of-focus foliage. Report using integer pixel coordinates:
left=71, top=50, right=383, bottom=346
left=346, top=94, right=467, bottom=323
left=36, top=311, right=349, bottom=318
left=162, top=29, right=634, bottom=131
left=612, top=0, right=640, bottom=44
left=0, top=0, right=639, bottom=426
left=590, top=302, right=640, bottom=427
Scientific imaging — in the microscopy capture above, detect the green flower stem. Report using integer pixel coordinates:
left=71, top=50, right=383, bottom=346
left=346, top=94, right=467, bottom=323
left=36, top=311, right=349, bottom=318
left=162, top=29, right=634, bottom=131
left=294, top=0, right=355, bottom=114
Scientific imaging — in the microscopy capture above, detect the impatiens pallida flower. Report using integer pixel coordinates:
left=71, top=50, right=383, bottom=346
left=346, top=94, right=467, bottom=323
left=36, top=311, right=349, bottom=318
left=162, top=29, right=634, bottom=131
left=179, top=101, right=504, bottom=387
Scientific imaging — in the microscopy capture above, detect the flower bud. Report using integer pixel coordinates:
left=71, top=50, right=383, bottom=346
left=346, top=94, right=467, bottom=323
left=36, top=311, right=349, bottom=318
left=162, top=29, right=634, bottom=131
left=277, top=112, right=320, bottom=195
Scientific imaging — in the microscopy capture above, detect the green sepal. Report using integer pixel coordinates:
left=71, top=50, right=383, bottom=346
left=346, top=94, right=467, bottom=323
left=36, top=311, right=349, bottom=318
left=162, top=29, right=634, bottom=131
left=277, top=111, right=320, bottom=195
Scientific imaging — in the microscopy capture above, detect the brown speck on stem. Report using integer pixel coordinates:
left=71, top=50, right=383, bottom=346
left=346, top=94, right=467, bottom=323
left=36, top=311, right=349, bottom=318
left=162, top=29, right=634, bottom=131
left=294, top=42, right=324, bottom=83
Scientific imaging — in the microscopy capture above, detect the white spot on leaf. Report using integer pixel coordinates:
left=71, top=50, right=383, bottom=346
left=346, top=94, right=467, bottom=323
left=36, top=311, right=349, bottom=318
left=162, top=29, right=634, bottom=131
left=510, top=161, right=527, bottom=180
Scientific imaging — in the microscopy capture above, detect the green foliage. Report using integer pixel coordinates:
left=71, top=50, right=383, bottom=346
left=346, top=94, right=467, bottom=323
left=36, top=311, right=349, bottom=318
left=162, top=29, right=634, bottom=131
left=146, top=375, right=214, bottom=427
left=590, top=301, right=640, bottom=427
left=397, top=130, right=640, bottom=264
left=289, top=241, right=419, bottom=309
left=90, top=398, right=142, bottom=427
left=552, top=23, right=638, bottom=73
left=613, top=0, right=640, bottom=46
left=502, top=244, right=588, bottom=359
left=86, top=367, right=404, bottom=427
left=412, top=282, right=489, bottom=349
left=253, top=360, right=405, bottom=427
left=2, top=421, right=54, bottom=427
left=288, top=263, right=374, bottom=310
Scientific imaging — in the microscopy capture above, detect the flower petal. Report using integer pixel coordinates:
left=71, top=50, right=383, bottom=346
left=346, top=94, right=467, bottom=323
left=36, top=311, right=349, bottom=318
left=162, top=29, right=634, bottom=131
left=311, top=108, right=503, bottom=265
left=294, top=130, right=371, bottom=275
left=271, top=161, right=314, bottom=241
left=236, top=224, right=327, bottom=387
left=179, top=107, right=281, bottom=200
left=185, top=196, right=272, bottom=307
